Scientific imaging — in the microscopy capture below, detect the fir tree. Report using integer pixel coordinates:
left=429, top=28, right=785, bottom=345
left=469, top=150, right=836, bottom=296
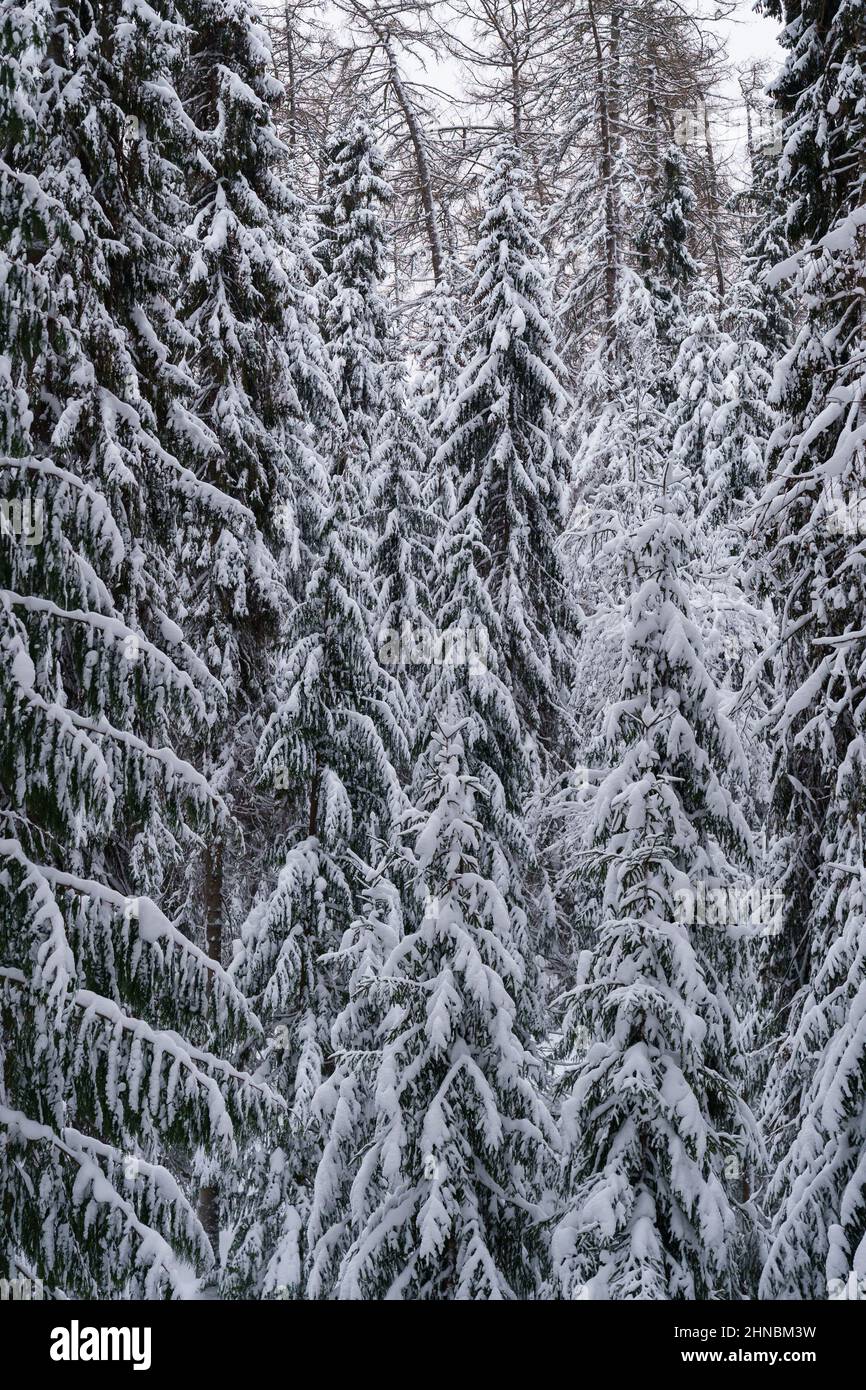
left=555, top=271, right=667, bottom=971
left=666, top=287, right=732, bottom=525
left=703, top=282, right=776, bottom=531
left=305, top=854, right=404, bottom=1299
left=741, top=142, right=795, bottom=368
left=412, top=281, right=463, bottom=521
left=413, top=283, right=463, bottom=449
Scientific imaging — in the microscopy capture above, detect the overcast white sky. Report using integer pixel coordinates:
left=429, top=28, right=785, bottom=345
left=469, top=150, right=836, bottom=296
left=724, top=2, right=780, bottom=66
left=414, top=1, right=784, bottom=122
left=705, top=3, right=783, bottom=174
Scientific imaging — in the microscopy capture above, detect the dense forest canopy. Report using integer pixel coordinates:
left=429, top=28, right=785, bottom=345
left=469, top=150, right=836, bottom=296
left=1, top=0, right=865, bottom=1303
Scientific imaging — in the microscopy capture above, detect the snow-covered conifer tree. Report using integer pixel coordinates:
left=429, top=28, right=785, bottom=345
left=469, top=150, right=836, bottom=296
left=556, top=139, right=705, bottom=952
left=554, top=482, right=759, bottom=1300
left=634, top=143, right=698, bottom=403
left=571, top=271, right=665, bottom=516
left=704, top=283, right=776, bottom=531
left=413, top=284, right=463, bottom=447
left=666, top=278, right=776, bottom=537
left=555, top=270, right=667, bottom=967
left=436, top=144, right=578, bottom=773
left=223, top=454, right=408, bottom=1295
left=369, top=370, right=436, bottom=751
left=177, top=0, right=335, bottom=716
left=221, top=116, right=412, bottom=1297
left=666, top=288, right=732, bottom=524
left=316, top=118, right=393, bottom=517
left=755, top=0, right=866, bottom=1298
left=0, top=0, right=279, bottom=1296
left=173, top=0, right=338, bottom=1252
left=310, top=508, right=557, bottom=1299
left=741, top=143, right=795, bottom=368
left=412, top=282, right=463, bottom=519
left=304, top=855, right=404, bottom=1298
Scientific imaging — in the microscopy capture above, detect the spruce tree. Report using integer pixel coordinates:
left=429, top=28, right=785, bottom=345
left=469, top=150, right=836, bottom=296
left=173, top=0, right=337, bottom=1248
left=369, top=369, right=436, bottom=750
left=557, top=271, right=667, bottom=969
left=304, top=365, right=441, bottom=1302
left=0, top=0, right=277, bottom=1296
left=224, top=438, right=408, bottom=1297
left=412, top=282, right=463, bottom=521
left=703, top=283, right=776, bottom=531
left=304, top=853, right=404, bottom=1299
left=310, top=509, right=557, bottom=1300
left=413, top=283, right=463, bottom=450
left=177, top=0, right=335, bottom=741
left=756, top=0, right=866, bottom=1298
left=558, top=136, right=704, bottom=972
left=666, top=287, right=732, bottom=525
left=316, top=118, right=393, bottom=518
left=740, top=143, right=795, bottom=369
left=554, top=483, right=759, bottom=1300
left=634, top=143, right=698, bottom=405
left=436, top=144, right=578, bottom=774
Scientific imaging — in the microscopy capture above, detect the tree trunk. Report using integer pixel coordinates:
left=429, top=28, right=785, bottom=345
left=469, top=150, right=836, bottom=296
left=511, top=56, right=522, bottom=148
left=383, top=40, right=445, bottom=286
left=284, top=3, right=297, bottom=152
left=702, top=104, right=726, bottom=304
left=588, top=0, right=619, bottom=350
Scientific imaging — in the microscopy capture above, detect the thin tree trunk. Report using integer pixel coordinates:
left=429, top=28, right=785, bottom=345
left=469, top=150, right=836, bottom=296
left=383, top=40, right=445, bottom=285
left=511, top=57, right=522, bottom=147
left=588, top=0, right=618, bottom=349
left=741, top=81, right=756, bottom=179
left=702, top=103, right=726, bottom=304
left=284, top=2, right=297, bottom=152
left=646, top=52, right=660, bottom=169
